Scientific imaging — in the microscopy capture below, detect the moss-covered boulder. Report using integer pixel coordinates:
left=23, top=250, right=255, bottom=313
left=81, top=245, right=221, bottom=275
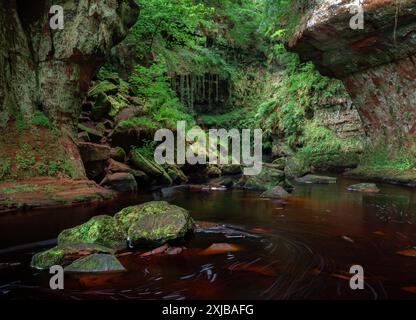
left=260, top=186, right=290, bottom=199
left=101, top=173, right=138, bottom=193
left=240, top=166, right=290, bottom=191
left=31, top=247, right=66, bottom=270
left=58, top=215, right=126, bottom=250
left=284, top=157, right=310, bottom=179
left=206, top=166, right=222, bottom=178
left=272, top=158, right=287, bottom=171
left=110, top=147, right=126, bottom=162
left=130, top=149, right=172, bottom=185
left=220, top=164, right=242, bottom=176
left=64, top=254, right=126, bottom=273
left=115, top=201, right=194, bottom=248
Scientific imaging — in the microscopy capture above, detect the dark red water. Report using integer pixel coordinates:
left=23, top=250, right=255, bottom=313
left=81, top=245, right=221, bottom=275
left=1, top=176, right=416, bottom=300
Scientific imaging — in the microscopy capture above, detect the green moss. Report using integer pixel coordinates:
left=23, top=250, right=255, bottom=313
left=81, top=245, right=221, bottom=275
left=58, top=215, right=126, bottom=250
left=31, top=111, right=52, bottom=129
left=114, top=201, right=194, bottom=245
left=88, top=80, right=118, bottom=97
left=130, top=148, right=172, bottom=185
left=31, top=247, right=66, bottom=270
left=115, top=116, right=158, bottom=132
left=0, top=159, right=11, bottom=180
left=64, top=254, right=126, bottom=273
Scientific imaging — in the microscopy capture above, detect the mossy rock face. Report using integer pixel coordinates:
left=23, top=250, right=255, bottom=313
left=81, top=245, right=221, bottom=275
left=242, top=167, right=288, bottom=191
left=58, top=215, right=126, bottom=250
left=31, top=247, right=66, bottom=270
left=130, top=149, right=172, bottom=185
left=64, top=254, right=126, bottom=273
left=115, top=201, right=194, bottom=248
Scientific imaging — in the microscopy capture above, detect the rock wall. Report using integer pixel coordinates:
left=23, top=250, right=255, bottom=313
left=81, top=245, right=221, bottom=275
left=0, top=0, right=139, bottom=181
left=314, top=100, right=365, bottom=139
left=288, top=0, right=416, bottom=144
left=0, top=0, right=139, bottom=128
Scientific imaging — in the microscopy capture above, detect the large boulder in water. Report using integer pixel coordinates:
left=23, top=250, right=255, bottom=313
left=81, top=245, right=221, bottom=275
left=115, top=201, right=194, bottom=248
left=64, top=254, right=126, bottom=273
left=31, top=244, right=115, bottom=270
left=58, top=215, right=126, bottom=251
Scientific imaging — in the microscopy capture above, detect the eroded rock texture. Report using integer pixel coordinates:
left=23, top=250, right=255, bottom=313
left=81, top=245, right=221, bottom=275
left=0, top=0, right=139, bottom=128
left=289, top=0, right=416, bottom=142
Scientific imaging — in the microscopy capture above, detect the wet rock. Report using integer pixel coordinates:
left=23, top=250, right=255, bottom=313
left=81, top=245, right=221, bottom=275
left=348, top=183, right=380, bottom=193
left=114, top=201, right=194, bottom=248
left=220, top=164, right=242, bottom=176
left=111, top=122, right=155, bottom=151
left=31, top=247, right=66, bottom=270
left=101, top=173, right=137, bottom=193
left=260, top=186, right=290, bottom=198
left=130, top=149, right=172, bottom=185
left=115, top=106, right=144, bottom=122
left=110, top=147, right=126, bottom=162
left=88, top=80, right=118, bottom=98
left=165, top=165, right=188, bottom=184
left=84, top=161, right=107, bottom=181
left=200, top=243, right=242, bottom=255
left=91, top=93, right=112, bottom=121
left=272, top=158, right=287, bottom=171
left=78, top=131, right=90, bottom=142
left=206, top=166, right=222, bottom=178
left=284, top=157, right=310, bottom=179
left=240, top=166, right=289, bottom=191
left=295, top=174, right=337, bottom=185
left=58, top=215, right=126, bottom=251
left=77, top=124, right=104, bottom=143
left=64, top=254, right=126, bottom=273
left=78, top=142, right=111, bottom=163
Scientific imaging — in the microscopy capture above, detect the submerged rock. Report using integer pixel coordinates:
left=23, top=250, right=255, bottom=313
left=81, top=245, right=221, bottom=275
left=64, top=254, right=126, bottom=273
left=58, top=215, right=126, bottom=251
left=31, top=247, right=66, bottom=270
left=348, top=183, right=380, bottom=193
left=260, top=186, right=290, bottom=198
left=115, top=201, right=194, bottom=248
left=295, top=175, right=337, bottom=185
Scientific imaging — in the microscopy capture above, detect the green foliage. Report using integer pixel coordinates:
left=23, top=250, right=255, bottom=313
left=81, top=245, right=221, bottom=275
left=359, top=145, right=416, bottom=173
left=0, top=158, right=11, bottom=180
left=256, top=46, right=346, bottom=148
left=32, top=111, right=52, bottom=129
left=116, top=116, right=159, bottom=131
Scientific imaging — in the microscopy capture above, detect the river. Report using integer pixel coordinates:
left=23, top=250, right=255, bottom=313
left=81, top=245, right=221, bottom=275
left=1, top=176, right=416, bottom=300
